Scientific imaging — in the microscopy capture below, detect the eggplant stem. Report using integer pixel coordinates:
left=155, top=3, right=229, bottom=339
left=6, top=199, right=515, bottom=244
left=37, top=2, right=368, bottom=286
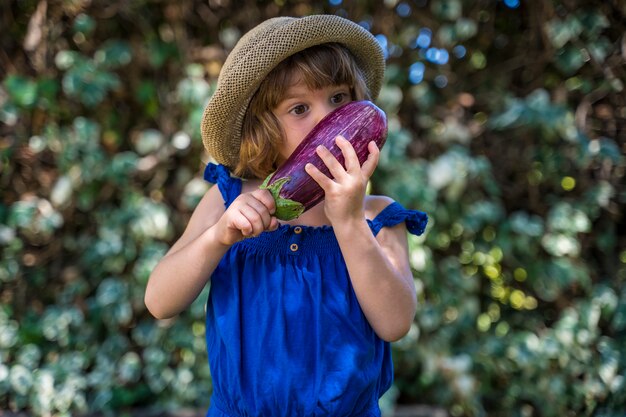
left=260, top=176, right=305, bottom=221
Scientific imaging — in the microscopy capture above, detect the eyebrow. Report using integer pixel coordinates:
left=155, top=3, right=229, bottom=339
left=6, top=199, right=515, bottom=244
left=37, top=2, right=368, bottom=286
left=280, top=88, right=309, bottom=102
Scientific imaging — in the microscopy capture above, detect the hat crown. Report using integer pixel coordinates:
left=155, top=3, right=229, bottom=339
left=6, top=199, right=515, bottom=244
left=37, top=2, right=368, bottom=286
left=218, top=17, right=295, bottom=86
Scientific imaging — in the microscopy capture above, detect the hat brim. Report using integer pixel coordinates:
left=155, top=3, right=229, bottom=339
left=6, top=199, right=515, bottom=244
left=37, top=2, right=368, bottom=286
left=201, top=15, right=385, bottom=173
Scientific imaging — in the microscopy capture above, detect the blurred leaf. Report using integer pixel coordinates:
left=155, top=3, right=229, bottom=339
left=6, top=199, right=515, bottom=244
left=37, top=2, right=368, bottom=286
left=135, top=80, right=159, bottom=117
left=533, top=258, right=591, bottom=301
left=73, top=13, right=95, bottom=35
left=462, top=201, right=505, bottom=233
left=106, top=151, right=139, bottom=184
left=545, top=16, right=583, bottom=48
left=578, top=10, right=610, bottom=37
left=134, top=129, right=164, bottom=155
left=547, top=202, right=591, bottom=234
left=587, top=36, right=612, bottom=63
left=176, top=66, right=212, bottom=106
left=147, top=38, right=179, bottom=68
left=94, top=40, right=133, bottom=68
left=55, top=50, right=82, bottom=70
left=4, top=75, right=37, bottom=108
left=554, top=45, right=587, bottom=75
left=431, top=0, right=462, bottom=21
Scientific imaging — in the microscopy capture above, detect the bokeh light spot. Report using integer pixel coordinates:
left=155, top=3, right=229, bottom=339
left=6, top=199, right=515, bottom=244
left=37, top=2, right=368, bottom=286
left=453, top=45, right=467, bottom=58
left=504, top=0, right=520, bottom=8
left=396, top=2, right=411, bottom=17
left=414, top=28, right=432, bottom=49
left=409, top=61, right=425, bottom=84
left=510, top=290, right=525, bottom=309
left=561, top=176, right=576, bottom=191
left=514, top=268, right=527, bottom=282
left=477, top=314, right=491, bottom=332
left=434, top=74, right=448, bottom=88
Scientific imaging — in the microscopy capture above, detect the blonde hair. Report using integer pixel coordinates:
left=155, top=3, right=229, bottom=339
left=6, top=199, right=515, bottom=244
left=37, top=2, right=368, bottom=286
left=235, top=43, right=370, bottom=179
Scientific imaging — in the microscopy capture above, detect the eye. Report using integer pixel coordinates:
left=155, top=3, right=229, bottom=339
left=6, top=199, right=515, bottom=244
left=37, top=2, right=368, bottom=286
left=331, top=92, right=349, bottom=105
left=289, top=104, right=308, bottom=115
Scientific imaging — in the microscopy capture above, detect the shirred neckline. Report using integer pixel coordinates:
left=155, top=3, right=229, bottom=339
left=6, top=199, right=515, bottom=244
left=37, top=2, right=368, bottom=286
left=204, top=163, right=428, bottom=254
left=234, top=202, right=405, bottom=257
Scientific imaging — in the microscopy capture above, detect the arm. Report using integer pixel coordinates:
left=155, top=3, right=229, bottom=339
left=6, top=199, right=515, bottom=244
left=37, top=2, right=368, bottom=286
left=333, top=211, right=416, bottom=342
left=305, top=137, right=416, bottom=342
left=144, top=184, right=278, bottom=319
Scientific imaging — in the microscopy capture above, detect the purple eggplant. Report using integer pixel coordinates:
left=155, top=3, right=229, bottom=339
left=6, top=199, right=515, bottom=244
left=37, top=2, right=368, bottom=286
left=260, top=100, right=388, bottom=220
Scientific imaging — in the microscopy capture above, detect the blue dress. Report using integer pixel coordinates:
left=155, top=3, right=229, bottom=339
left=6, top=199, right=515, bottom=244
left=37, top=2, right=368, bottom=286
left=203, top=163, right=428, bottom=417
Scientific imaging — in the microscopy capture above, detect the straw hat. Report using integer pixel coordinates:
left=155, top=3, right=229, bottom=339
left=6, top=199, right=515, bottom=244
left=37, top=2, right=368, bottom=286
left=200, top=14, right=386, bottom=172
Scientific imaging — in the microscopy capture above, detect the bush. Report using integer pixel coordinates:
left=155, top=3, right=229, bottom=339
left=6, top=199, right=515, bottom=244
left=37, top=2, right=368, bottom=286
left=1, top=1, right=624, bottom=416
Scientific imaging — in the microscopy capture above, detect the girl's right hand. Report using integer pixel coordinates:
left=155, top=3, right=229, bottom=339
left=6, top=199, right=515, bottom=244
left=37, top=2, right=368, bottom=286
left=214, top=189, right=279, bottom=246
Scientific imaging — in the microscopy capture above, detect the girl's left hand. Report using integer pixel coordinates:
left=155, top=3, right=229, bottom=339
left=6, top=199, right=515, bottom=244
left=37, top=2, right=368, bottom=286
left=305, top=135, right=379, bottom=225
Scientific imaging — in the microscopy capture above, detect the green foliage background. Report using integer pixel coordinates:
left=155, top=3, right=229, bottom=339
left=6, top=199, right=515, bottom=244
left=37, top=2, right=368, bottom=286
left=1, top=0, right=624, bottom=416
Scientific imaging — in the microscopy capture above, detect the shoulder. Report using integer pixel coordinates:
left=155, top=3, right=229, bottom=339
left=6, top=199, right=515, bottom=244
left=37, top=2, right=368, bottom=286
left=365, top=194, right=395, bottom=221
left=162, top=183, right=226, bottom=256
left=365, top=194, right=410, bottom=245
left=365, top=195, right=411, bottom=266
left=191, top=183, right=227, bottom=228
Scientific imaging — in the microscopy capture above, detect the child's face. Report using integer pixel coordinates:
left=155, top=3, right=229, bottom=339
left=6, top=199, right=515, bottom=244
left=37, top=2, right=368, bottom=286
left=272, top=80, right=352, bottom=163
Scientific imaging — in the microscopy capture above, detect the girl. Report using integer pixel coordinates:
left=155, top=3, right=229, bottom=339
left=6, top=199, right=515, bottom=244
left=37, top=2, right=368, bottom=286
left=145, top=15, right=428, bottom=417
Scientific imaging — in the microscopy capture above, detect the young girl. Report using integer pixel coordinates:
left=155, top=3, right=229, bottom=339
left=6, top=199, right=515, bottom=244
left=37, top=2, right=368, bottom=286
left=145, top=15, right=427, bottom=417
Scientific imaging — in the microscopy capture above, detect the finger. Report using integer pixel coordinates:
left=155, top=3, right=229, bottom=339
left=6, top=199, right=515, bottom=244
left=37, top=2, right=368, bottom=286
left=251, top=188, right=276, bottom=215
left=232, top=215, right=254, bottom=237
left=335, top=136, right=359, bottom=172
left=305, top=162, right=335, bottom=191
left=250, top=190, right=276, bottom=228
left=316, top=144, right=347, bottom=180
left=240, top=194, right=271, bottom=228
left=361, top=141, right=380, bottom=179
left=239, top=205, right=267, bottom=236
left=269, top=217, right=279, bottom=231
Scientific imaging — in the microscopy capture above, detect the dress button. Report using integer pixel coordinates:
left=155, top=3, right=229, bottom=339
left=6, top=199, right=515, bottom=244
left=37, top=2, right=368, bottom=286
left=290, top=243, right=299, bottom=252
left=294, top=226, right=302, bottom=234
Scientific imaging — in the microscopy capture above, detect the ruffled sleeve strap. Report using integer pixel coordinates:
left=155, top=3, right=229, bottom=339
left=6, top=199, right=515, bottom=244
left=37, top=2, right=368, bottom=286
left=203, top=163, right=242, bottom=208
left=368, top=201, right=428, bottom=237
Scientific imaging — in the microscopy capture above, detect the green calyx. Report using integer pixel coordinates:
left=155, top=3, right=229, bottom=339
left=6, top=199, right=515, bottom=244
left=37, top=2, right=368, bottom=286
left=260, top=175, right=305, bottom=221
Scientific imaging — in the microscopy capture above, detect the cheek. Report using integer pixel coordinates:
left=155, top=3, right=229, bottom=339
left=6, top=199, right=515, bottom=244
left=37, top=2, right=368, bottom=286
left=284, top=124, right=309, bottom=144
left=276, top=131, right=298, bottom=161
left=279, top=134, right=303, bottom=162
left=278, top=119, right=316, bottom=159
left=283, top=137, right=301, bottom=158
